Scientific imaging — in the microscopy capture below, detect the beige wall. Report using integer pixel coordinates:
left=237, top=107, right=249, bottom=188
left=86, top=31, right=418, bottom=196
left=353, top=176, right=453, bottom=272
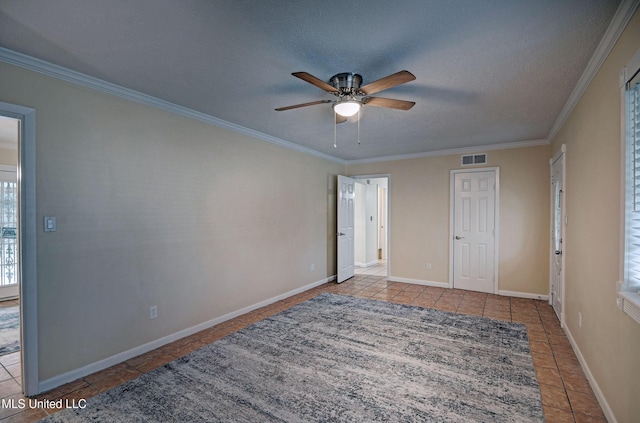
left=0, top=147, right=17, bottom=166
left=550, top=8, right=640, bottom=423
left=347, top=143, right=550, bottom=296
left=0, top=62, right=343, bottom=382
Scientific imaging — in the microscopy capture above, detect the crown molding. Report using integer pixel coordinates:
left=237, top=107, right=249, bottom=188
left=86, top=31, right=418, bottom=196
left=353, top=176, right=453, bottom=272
left=0, top=47, right=347, bottom=165
left=346, top=139, right=549, bottom=166
left=547, top=0, right=640, bottom=143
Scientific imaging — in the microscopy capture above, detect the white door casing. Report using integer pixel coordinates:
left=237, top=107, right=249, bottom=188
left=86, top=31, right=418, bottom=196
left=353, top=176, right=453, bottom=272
left=550, top=148, right=565, bottom=321
left=451, top=169, right=498, bottom=294
left=0, top=101, right=38, bottom=396
left=337, top=175, right=355, bottom=283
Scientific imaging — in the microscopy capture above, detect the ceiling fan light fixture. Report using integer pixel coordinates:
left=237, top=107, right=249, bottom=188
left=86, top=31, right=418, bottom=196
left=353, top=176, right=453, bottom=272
left=333, top=100, right=361, bottom=117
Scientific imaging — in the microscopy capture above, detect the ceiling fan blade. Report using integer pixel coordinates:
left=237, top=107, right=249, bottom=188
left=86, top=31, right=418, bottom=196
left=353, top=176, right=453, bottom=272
left=275, top=99, right=332, bottom=111
left=364, top=97, right=415, bottom=110
left=292, top=72, right=339, bottom=93
left=359, top=70, right=416, bottom=95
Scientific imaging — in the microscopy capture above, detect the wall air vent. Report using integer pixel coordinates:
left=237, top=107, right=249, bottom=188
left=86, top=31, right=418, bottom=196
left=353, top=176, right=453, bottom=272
left=461, top=153, right=487, bottom=166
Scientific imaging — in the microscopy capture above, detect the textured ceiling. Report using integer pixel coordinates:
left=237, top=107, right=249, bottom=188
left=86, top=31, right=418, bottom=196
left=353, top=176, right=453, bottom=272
left=0, top=0, right=622, bottom=161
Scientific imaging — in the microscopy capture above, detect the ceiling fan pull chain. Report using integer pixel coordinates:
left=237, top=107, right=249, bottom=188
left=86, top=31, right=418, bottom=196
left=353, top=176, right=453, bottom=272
left=334, top=110, right=337, bottom=148
left=357, top=108, right=361, bottom=145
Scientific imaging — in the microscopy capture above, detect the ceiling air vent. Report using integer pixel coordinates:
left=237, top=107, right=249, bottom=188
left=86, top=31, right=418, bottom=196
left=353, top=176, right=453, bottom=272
left=461, top=153, right=487, bottom=166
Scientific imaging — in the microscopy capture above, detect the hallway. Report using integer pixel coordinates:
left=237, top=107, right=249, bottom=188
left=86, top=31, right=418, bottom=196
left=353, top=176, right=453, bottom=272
left=355, top=260, right=387, bottom=277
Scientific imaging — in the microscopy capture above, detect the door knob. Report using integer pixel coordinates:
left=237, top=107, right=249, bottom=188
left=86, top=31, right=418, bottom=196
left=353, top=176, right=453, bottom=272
left=555, top=250, right=562, bottom=255
left=455, top=236, right=464, bottom=240
left=338, top=232, right=345, bottom=236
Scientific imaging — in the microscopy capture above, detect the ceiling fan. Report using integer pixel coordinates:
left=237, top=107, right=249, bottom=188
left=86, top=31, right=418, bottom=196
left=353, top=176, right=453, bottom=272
left=275, top=70, right=416, bottom=123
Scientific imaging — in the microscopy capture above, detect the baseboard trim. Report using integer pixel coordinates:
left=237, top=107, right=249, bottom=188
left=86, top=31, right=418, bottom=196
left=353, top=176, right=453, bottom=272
left=388, top=276, right=449, bottom=288
left=38, top=275, right=336, bottom=394
left=355, top=260, right=380, bottom=268
left=563, top=326, right=617, bottom=423
left=497, top=290, right=549, bottom=301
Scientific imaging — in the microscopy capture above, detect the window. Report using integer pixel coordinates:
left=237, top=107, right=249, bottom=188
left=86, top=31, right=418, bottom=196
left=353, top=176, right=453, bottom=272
left=0, top=180, right=17, bottom=286
left=621, top=48, right=640, bottom=324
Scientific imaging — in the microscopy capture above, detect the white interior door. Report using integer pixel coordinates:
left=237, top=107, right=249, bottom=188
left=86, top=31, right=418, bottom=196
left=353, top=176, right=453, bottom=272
left=378, top=187, right=387, bottom=260
left=550, top=152, right=565, bottom=320
left=337, top=175, right=355, bottom=283
left=452, top=170, right=497, bottom=293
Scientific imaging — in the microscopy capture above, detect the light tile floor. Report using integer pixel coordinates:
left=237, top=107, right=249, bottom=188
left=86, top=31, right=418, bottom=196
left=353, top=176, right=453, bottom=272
left=355, top=260, right=387, bottom=277
left=0, top=276, right=606, bottom=422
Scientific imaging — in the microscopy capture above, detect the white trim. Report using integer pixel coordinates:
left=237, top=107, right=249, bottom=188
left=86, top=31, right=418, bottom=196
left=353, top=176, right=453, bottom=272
left=0, top=47, right=346, bottom=166
left=347, top=139, right=548, bottom=165
left=496, top=290, right=549, bottom=301
left=548, top=0, right=640, bottom=143
left=355, top=260, right=380, bottom=268
left=564, top=325, right=618, bottom=423
left=0, top=102, right=38, bottom=396
left=39, top=275, right=335, bottom=393
left=449, top=167, right=500, bottom=294
left=0, top=47, right=553, bottom=166
left=387, top=276, right=449, bottom=289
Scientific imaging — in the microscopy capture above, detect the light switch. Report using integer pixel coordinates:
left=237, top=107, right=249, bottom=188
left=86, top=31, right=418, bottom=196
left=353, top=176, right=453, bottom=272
left=44, top=216, right=56, bottom=232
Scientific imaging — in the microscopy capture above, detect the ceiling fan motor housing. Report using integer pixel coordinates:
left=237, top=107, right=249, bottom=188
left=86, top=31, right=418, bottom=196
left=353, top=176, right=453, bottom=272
left=329, top=73, right=362, bottom=95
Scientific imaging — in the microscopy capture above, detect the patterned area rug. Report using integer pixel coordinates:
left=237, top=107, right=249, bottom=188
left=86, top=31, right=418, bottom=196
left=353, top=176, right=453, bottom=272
left=0, top=306, right=19, bottom=356
left=43, top=293, right=544, bottom=422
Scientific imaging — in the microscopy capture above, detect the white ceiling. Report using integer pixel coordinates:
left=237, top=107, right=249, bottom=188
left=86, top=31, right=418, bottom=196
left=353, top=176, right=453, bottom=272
left=0, top=0, right=623, bottom=161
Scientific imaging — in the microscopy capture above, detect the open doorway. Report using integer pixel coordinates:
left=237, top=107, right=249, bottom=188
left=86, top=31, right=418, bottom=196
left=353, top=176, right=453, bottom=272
left=0, top=115, right=20, bottom=385
left=353, top=176, right=389, bottom=278
left=0, top=102, right=38, bottom=396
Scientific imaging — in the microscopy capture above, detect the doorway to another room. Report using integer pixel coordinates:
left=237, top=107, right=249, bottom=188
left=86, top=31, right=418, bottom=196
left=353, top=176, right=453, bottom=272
left=550, top=147, right=565, bottom=322
left=353, top=176, right=389, bottom=278
left=0, top=116, right=20, bottom=389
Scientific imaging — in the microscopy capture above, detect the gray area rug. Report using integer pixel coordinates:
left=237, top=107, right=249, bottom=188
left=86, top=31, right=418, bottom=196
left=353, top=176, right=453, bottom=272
left=42, top=293, right=544, bottom=422
left=0, top=306, right=19, bottom=356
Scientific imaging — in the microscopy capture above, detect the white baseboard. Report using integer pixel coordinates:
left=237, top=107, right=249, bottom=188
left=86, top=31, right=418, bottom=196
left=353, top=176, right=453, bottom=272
left=387, top=276, right=449, bottom=288
left=563, top=325, right=617, bottom=423
left=355, top=260, right=380, bottom=268
left=497, top=290, right=549, bottom=301
left=38, top=275, right=336, bottom=394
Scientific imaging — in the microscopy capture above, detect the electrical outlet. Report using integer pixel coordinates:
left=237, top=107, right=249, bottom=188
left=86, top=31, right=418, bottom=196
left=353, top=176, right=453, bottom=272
left=150, top=305, right=158, bottom=320
left=578, top=312, right=582, bottom=328
left=310, top=263, right=315, bottom=272
left=426, top=263, right=432, bottom=270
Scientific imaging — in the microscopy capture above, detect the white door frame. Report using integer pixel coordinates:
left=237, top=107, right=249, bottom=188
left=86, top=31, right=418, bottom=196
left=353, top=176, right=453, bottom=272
left=449, top=167, right=500, bottom=293
left=0, top=101, right=38, bottom=396
left=352, top=174, right=390, bottom=279
left=550, top=145, right=566, bottom=326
